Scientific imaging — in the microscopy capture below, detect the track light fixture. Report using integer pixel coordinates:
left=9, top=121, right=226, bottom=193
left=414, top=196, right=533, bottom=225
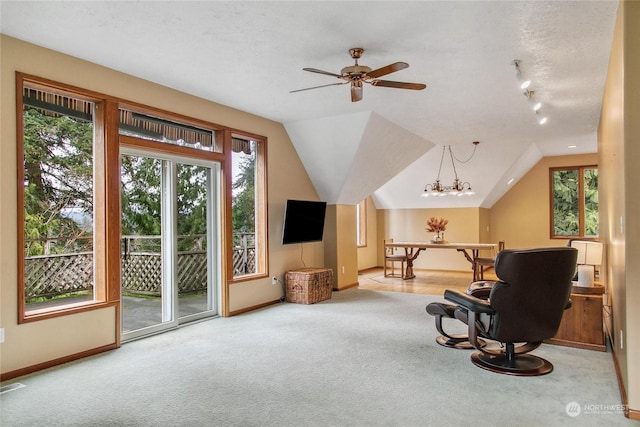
left=524, top=89, right=548, bottom=125
left=514, top=60, right=548, bottom=125
left=513, top=60, right=531, bottom=89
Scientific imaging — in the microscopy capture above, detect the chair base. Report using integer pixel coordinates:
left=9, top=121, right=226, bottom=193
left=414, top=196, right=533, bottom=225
left=427, top=302, right=487, bottom=349
left=470, top=351, right=553, bottom=376
left=435, top=335, right=486, bottom=349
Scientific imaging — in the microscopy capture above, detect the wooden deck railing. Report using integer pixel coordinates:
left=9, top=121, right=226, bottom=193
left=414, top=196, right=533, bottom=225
left=24, top=233, right=256, bottom=299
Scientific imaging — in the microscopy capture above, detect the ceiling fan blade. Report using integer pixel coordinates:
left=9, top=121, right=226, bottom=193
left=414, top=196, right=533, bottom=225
left=351, top=83, right=363, bottom=102
left=371, top=80, right=427, bottom=90
left=302, top=68, right=343, bottom=78
left=366, top=62, right=409, bottom=79
left=290, top=82, right=347, bottom=93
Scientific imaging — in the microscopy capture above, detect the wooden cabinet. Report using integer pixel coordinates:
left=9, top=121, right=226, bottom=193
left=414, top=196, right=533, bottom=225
left=546, top=285, right=606, bottom=351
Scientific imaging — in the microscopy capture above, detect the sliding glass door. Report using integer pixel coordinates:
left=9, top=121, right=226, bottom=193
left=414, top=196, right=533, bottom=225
left=175, top=162, right=217, bottom=319
left=120, top=150, right=220, bottom=340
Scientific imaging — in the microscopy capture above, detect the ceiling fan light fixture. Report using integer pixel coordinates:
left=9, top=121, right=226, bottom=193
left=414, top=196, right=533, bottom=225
left=351, top=81, right=363, bottom=102
left=292, top=48, right=426, bottom=102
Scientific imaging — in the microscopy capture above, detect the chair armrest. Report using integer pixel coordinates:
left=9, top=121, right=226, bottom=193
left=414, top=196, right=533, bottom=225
left=444, top=289, right=495, bottom=315
left=467, top=280, right=495, bottom=299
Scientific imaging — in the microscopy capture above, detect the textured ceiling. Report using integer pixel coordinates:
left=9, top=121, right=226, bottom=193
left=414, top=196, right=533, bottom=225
left=0, top=1, right=619, bottom=207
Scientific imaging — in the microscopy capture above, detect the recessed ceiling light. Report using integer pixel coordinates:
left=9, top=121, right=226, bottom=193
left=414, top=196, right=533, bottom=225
left=568, top=145, right=577, bottom=149
left=507, top=178, right=514, bottom=185
left=539, top=117, right=548, bottom=125
left=533, top=102, right=542, bottom=111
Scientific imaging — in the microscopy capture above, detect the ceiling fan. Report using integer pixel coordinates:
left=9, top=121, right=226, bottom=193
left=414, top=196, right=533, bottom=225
left=291, top=48, right=427, bottom=102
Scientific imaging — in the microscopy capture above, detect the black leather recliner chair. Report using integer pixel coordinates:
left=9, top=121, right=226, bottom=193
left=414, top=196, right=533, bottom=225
left=431, top=247, right=577, bottom=376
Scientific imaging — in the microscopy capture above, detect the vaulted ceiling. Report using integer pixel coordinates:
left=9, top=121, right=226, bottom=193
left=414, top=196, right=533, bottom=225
left=0, top=1, right=618, bottom=208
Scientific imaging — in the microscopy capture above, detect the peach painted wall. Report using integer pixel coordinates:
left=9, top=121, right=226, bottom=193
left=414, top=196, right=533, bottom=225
left=357, top=197, right=379, bottom=271
left=599, top=0, right=640, bottom=415
left=621, top=1, right=640, bottom=412
left=0, top=35, right=320, bottom=375
left=325, top=204, right=359, bottom=290
left=489, top=153, right=598, bottom=250
left=377, top=207, right=483, bottom=272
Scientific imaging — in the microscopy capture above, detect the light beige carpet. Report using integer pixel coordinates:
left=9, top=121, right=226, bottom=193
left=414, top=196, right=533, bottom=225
left=0, top=288, right=633, bottom=426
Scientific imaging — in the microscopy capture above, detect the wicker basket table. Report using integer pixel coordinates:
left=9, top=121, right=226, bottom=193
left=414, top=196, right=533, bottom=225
left=285, top=268, right=333, bottom=304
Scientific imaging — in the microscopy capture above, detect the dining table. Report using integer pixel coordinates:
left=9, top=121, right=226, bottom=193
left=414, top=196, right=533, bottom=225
left=384, top=241, right=498, bottom=280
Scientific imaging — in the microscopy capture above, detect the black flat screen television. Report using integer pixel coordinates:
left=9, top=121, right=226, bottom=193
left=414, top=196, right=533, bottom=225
left=282, top=199, right=327, bottom=245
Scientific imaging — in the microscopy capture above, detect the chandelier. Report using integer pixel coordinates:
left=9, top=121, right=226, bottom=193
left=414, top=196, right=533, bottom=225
left=421, top=141, right=478, bottom=197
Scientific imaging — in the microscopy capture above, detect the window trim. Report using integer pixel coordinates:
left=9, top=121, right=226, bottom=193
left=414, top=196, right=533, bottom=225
left=549, top=165, right=598, bottom=239
left=17, top=73, right=118, bottom=323
left=17, top=73, right=269, bottom=323
left=225, top=131, right=269, bottom=287
left=118, top=101, right=225, bottom=155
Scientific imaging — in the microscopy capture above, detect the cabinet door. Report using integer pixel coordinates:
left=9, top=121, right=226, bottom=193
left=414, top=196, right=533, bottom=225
left=550, top=293, right=605, bottom=351
left=572, top=295, right=604, bottom=346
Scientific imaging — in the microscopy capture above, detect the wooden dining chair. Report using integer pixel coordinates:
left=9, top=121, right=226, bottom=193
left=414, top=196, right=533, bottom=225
left=384, top=238, right=407, bottom=278
left=472, top=241, right=505, bottom=281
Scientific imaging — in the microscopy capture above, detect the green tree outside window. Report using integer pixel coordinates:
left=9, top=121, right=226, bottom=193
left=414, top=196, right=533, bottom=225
left=551, top=166, right=598, bottom=238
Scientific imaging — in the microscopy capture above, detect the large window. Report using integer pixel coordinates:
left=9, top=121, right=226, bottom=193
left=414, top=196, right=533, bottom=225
left=18, top=74, right=268, bottom=323
left=119, top=109, right=222, bottom=153
left=230, top=136, right=267, bottom=280
left=550, top=166, right=598, bottom=238
left=19, top=82, right=102, bottom=319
